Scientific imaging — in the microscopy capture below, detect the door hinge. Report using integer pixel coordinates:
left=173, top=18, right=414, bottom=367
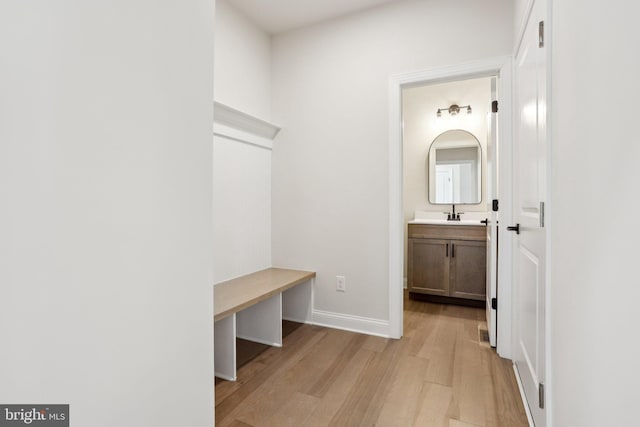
left=491, top=298, right=497, bottom=310
left=540, top=201, right=545, bottom=228
left=539, top=383, right=545, bottom=409
left=491, top=100, right=499, bottom=113
left=539, top=21, right=545, bottom=48
left=492, top=199, right=499, bottom=212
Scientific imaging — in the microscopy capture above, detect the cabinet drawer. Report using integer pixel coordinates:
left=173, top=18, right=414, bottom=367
left=408, top=224, right=486, bottom=241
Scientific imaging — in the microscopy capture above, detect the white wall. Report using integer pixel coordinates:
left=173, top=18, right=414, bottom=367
left=272, top=0, right=513, bottom=325
left=0, top=1, right=214, bottom=426
left=213, top=136, right=272, bottom=282
left=215, top=0, right=271, bottom=120
left=213, top=0, right=274, bottom=282
left=402, top=77, right=491, bottom=277
left=513, top=0, right=532, bottom=46
left=550, top=0, right=640, bottom=425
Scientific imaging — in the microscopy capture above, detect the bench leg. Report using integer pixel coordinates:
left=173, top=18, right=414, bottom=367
left=236, top=293, right=282, bottom=347
left=214, top=314, right=237, bottom=381
left=282, top=279, right=313, bottom=323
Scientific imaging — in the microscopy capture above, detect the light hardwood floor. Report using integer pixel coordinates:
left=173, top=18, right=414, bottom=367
left=215, top=293, right=529, bottom=427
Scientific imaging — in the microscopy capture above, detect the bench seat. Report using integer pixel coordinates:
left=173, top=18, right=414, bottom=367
left=213, top=267, right=315, bottom=381
left=214, top=268, right=315, bottom=322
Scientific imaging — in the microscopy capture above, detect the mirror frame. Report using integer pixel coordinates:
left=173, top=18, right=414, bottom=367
left=427, top=129, right=483, bottom=205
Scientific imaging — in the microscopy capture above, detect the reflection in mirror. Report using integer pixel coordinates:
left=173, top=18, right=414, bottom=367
left=428, top=129, right=482, bottom=204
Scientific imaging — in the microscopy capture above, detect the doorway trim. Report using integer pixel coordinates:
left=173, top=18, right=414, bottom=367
left=387, top=56, right=514, bottom=358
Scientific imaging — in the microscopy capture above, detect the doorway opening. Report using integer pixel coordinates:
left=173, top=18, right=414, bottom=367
left=402, top=75, right=495, bottom=340
left=387, top=57, right=514, bottom=359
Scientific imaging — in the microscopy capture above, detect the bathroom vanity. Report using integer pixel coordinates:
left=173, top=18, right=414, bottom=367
left=408, top=222, right=486, bottom=303
left=405, top=128, right=489, bottom=305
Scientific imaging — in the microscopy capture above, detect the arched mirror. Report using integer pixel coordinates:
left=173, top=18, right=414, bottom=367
left=428, top=129, right=482, bottom=204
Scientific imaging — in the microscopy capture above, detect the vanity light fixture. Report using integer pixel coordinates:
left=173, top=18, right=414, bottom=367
left=436, top=104, right=472, bottom=117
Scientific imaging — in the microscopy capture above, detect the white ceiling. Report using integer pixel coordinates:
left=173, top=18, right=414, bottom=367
left=226, top=0, right=399, bottom=34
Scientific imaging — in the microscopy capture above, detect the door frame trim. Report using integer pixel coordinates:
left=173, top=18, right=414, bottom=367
left=387, top=56, right=514, bottom=359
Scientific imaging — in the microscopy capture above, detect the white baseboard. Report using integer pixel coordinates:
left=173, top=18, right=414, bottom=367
left=513, top=363, right=535, bottom=427
left=311, top=309, right=390, bottom=338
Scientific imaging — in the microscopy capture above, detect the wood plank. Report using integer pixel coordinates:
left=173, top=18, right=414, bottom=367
left=259, top=392, right=320, bottom=427
left=282, top=319, right=304, bottom=338
left=301, top=348, right=374, bottom=426
left=214, top=268, right=315, bottom=322
left=450, top=327, right=487, bottom=426
left=226, top=421, right=253, bottom=427
left=328, top=338, right=403, bottom=425
left=482, top=350, right=529, bottom=427
left=361, top=335, right=389, bottom=353
left=412, top=382, right=455, bottom=427
left=236, top=338, right=270, bottom=369
left=375, top=355, right=430, bottom=426
left=450, top=419, right=483, bottom=427
left=419, top=313, right=458, bottom=386
left=305, top=333, right=367, bottom=398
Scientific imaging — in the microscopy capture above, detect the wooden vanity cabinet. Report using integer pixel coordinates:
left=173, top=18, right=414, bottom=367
left=408, top=224, right=486, bottom=302
left=407, top=238, right=449, bottom=296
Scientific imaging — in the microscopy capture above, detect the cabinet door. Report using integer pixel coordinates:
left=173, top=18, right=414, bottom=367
left=449, top=239, right=486, bottom=300
left=408, top=238, right=449, bottom=296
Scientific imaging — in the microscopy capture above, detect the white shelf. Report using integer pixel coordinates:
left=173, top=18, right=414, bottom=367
left=213, top=102, right=281, bottom=150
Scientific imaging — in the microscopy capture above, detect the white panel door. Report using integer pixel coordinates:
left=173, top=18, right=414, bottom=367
left=486, top=77, right=498, bottom=348
left=513, top=0, right=547, bottom=424
left=435, top=166, right=454, bottom=203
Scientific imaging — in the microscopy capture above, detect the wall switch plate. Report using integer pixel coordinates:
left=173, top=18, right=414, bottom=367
left=336, top=275, right=346, bottom=292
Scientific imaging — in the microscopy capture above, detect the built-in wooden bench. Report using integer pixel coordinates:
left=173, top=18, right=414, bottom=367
left=213, top=268, right=315, bottom=381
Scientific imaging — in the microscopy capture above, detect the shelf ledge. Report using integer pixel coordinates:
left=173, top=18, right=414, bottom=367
left=214, top=102, right=281, bottom=150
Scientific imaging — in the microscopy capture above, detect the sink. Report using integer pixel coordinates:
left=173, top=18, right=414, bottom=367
left=408, top=218, right=485, bottom=226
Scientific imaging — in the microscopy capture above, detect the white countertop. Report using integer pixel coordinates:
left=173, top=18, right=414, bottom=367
left=409, top=210, right=488, bottom=226
left=408, top=218, right=486, bottom=226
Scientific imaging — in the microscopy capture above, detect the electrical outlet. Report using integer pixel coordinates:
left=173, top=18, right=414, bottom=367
left=336, top=275, right=346, bottom=292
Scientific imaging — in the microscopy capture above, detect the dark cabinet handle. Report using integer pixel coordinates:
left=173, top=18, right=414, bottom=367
left=481, top=219, right=489, bottom=225
left=451, top=243, right=455, bottom=258
left=446, top=243, right=449, bottom=257
left=507, top=224, right=521, bottom=234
